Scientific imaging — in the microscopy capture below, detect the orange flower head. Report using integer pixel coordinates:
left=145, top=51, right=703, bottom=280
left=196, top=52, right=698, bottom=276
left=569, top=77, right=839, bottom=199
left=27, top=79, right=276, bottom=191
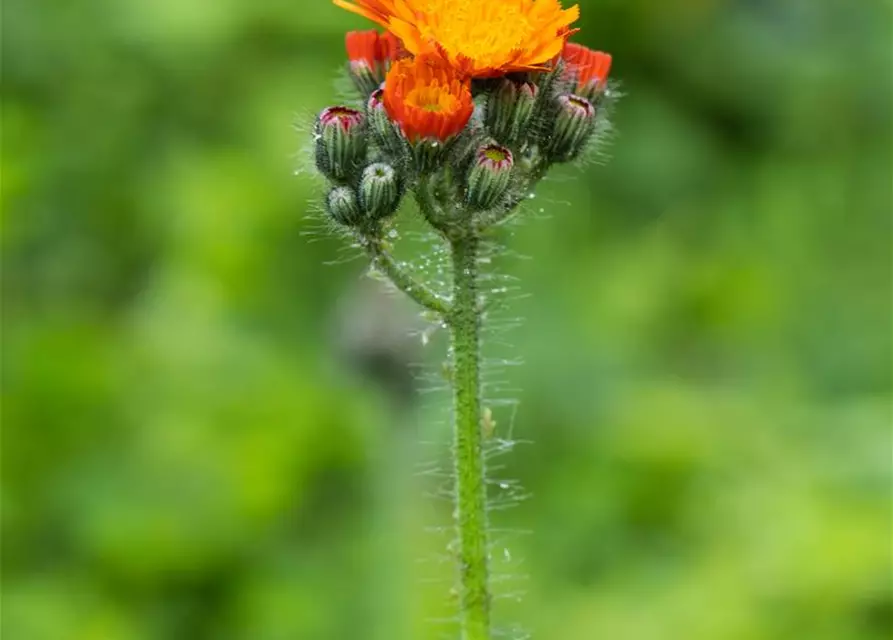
left=562, top=42, right=612, bottom=99
left=383, top=54, right=474, bottom=142
left=334, top=0, right=580, bottom=77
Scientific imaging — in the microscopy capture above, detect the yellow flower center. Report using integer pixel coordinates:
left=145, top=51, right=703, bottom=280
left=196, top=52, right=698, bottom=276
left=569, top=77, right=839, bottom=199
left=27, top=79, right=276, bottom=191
left=407, top=87, right=454, bottom=112
left=483, top=147, right=508, bottom=163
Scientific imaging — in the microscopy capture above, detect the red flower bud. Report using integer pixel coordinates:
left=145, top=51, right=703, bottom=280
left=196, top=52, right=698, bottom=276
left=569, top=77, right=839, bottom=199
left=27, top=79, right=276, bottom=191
left=315, top=106, right=368, bottom=182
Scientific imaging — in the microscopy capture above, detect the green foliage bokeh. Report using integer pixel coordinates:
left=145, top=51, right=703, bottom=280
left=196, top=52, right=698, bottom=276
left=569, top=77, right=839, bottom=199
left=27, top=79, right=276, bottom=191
left=3, top=1, right=891, bottom=639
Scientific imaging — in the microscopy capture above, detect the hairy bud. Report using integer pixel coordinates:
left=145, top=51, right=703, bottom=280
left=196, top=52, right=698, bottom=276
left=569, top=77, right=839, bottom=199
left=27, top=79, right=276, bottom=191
left=326, top=185, right=362, bottom=227
left=366, top=89, right=410, bottom=166
left=485, top=80, right=538, bottom=145
left=412, top=138, right=450, bottom=176
left=465, top=142, right=514, bottom=211
left=315, top=106, right=367, bottom=183
left=514, top=82, right=538, bottom=136
left=544, top=94, right=596, bottom=162
left=359, top=163, right=403, bottom=221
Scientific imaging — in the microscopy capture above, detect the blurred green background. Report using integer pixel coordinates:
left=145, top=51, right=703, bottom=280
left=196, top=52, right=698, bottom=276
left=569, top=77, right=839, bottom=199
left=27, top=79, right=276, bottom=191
left=3, top=0, right=891, bottom=638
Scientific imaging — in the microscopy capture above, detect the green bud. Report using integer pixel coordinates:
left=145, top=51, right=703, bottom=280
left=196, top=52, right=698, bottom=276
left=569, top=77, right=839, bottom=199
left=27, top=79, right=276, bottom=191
left=544, top=94, right=596, bottom=162
left=359, top=163, right=403, bottom=221
left=465, top=142, right=514, bottom=211
left=315, top=106, right=367, bottom=183
left=513, top=82, right=538, bottom=136
left=485, top=80, right=539, bottom=144
left=485, top=80, right=517, bottom=142
left=326, top=185, right=361, bottom=227
left=412, top=138, right=450, bottom=176
left=366, top=89, right=411, bottom=167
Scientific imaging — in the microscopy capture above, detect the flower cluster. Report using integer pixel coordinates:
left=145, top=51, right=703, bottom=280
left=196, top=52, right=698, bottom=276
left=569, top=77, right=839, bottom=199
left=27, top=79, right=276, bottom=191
left=313, top=0, right=616, bottom=232
left=307, top=6, right=619, bottom=637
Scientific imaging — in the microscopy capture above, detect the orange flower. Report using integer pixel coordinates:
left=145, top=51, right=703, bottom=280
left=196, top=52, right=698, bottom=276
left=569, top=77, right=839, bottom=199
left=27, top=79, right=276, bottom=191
left=383, top=54, right=474, bottom=142
left=333, top=0, right=580, bottom=78
left=562, top=42, right=612, bottom=96
left=345, top=29, right=404, bottom=67
left=346, top=30, right=408, bottom=95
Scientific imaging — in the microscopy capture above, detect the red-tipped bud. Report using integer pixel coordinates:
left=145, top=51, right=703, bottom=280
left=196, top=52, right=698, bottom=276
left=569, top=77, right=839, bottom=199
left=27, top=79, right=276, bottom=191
left=465, top=142, right=514, bottom=210
left=315, top=106, right=368, bottom=182
left=545, top=94, right=596, bottom=162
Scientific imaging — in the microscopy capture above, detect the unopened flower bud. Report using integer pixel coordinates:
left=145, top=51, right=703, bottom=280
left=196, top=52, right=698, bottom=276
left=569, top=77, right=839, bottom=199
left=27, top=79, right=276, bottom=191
left=544, top=94, right=596, bottom=162
left=514, top=82, right=538, bottom=134
left=465, top=143, right=514, bottom=211
left=326, top=185, right=361, bottom=227
left=315, top=106, right=367, bottom=183
left=485, top=80, right=517, bottom=142
left=359, top=163, right=403, bottom=221
left=485, top=80, right=538, bottom=144
left=366, top=89, right=410, bottom=164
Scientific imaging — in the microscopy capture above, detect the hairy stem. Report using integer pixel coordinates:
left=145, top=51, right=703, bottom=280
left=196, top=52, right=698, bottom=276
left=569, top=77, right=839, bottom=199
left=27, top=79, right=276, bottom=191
left=364, top=235, right=451, bottom=316
left=449, top=233, right=491, bottom=640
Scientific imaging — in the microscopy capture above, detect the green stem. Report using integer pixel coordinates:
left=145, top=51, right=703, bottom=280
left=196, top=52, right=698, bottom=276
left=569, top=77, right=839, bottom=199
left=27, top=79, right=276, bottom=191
left=448, top=234, right=491, bottom=640
left=364, top=235, right=451, bottom=317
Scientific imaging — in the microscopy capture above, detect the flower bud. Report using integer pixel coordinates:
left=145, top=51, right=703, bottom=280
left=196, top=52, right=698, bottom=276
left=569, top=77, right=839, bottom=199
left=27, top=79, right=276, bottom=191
left=544, top=94, right=596, bottom=162
left=315, top=106, right=367, bottom=183
left=359, top=163, right=403, bottom=221
left=366, top=89, right=410, bottom=165
left=326, top=185, right=361, bottom=227
left=514, top=82, right=538, bottom=135
left=465, top=142, right=514, bottom=211
left=485, top=80, right=517, bottom=142
left=485, top=80, right=538, bottom=144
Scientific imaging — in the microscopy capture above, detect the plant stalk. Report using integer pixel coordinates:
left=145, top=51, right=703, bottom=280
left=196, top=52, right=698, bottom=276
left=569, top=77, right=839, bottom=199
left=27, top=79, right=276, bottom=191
left=365, top=234, right=451, bottom=316
left=448, top=233, right=491, bottom=640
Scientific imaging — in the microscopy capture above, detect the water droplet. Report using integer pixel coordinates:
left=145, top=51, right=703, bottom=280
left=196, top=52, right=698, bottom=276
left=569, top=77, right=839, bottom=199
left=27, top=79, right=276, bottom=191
left=499, top=482, right=510, bottom=490
left=388, top=229, right=398, bottom=239
left=503, top=548, right=512, bottom=561
left=528, top=193, right=535, bottom=199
